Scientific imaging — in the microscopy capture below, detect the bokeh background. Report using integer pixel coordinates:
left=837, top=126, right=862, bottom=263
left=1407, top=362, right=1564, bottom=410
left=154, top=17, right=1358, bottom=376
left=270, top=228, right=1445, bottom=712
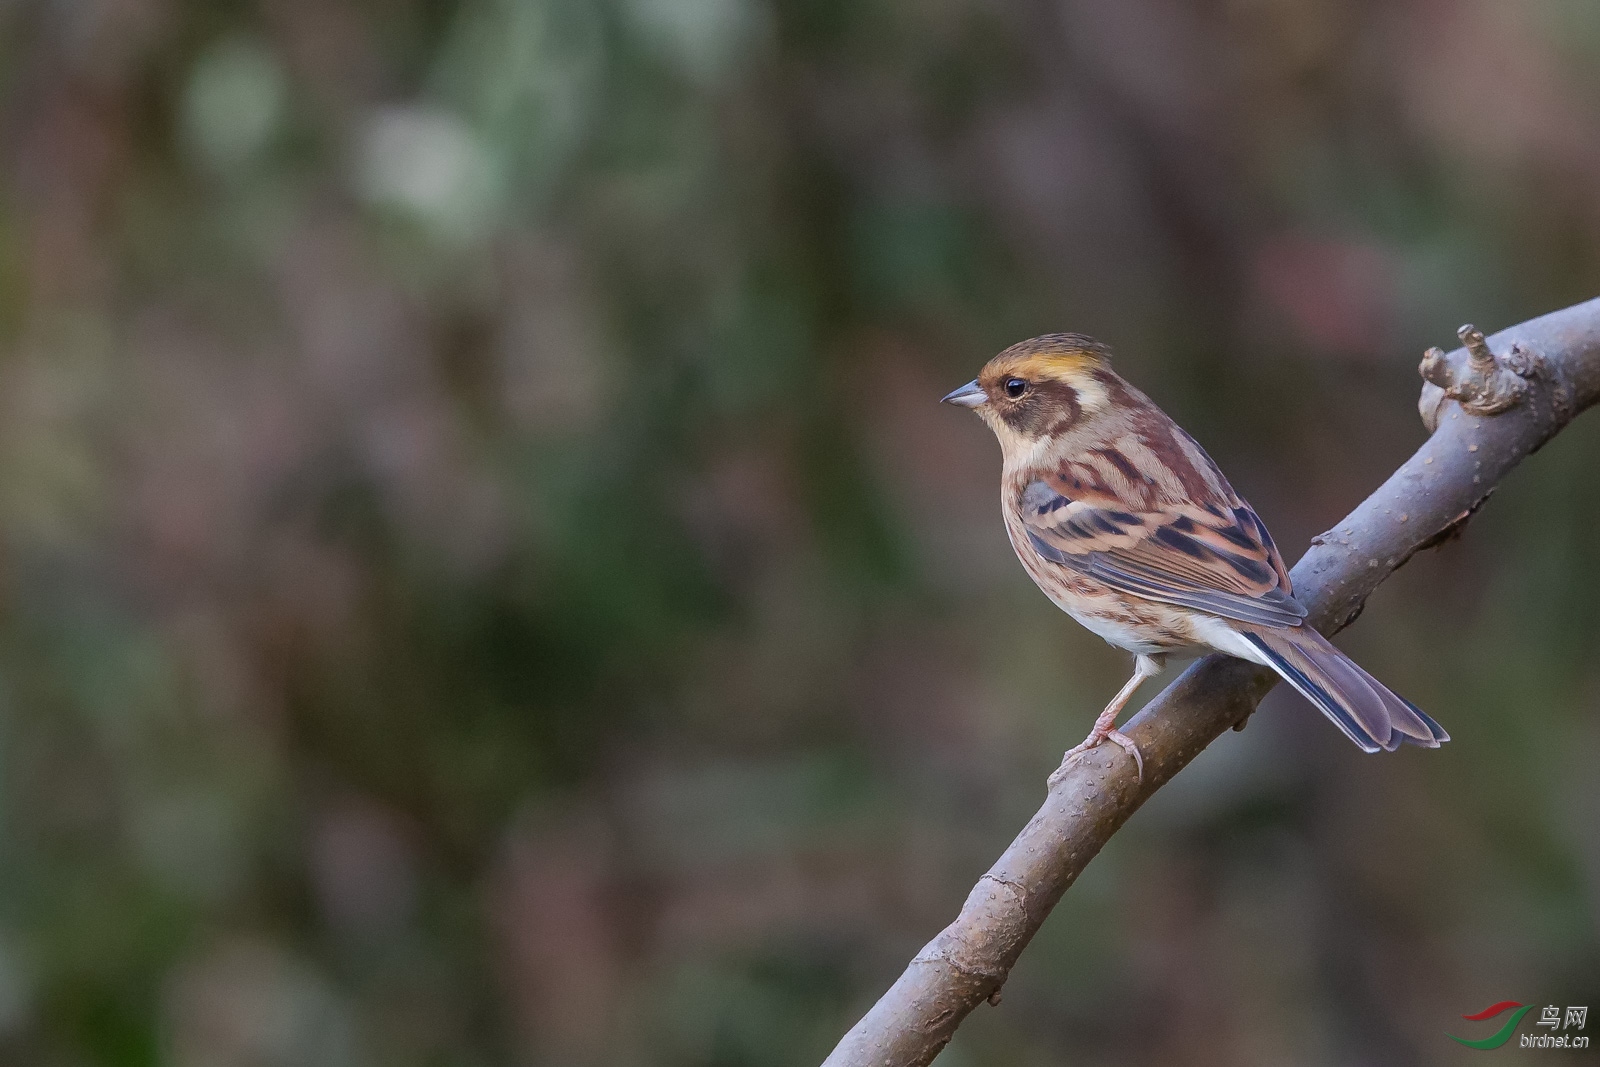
left=0, top=0, right=1597, bottom=1064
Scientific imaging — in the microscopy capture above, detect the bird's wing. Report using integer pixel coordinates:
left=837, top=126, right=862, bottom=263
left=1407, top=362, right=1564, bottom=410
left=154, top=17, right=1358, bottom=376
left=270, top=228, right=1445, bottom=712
left=1018, top=474, right=1306, bottom=628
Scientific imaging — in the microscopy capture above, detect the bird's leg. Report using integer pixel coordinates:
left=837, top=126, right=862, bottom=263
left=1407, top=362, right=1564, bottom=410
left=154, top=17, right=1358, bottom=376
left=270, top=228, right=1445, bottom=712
left=1050, top=654, right=1165, bottom=786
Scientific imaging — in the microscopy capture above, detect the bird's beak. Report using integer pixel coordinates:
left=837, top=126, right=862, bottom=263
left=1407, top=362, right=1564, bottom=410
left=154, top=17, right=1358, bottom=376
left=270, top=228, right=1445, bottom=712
left=941, top=379, right=987, bottom=408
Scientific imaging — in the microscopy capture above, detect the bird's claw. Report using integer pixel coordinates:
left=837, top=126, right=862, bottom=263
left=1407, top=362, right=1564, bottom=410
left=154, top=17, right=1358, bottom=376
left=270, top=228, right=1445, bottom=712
left=1049, top=727, right=1144, bottom=787
left=1104, top=728, right=1144, bottom=782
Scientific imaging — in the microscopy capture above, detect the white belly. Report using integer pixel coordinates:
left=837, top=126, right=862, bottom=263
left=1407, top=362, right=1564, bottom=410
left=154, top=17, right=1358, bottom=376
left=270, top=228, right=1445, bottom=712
left=1060, top=598, right=1277, bottom=665
left=1061, top=603, right=1179, bottom=656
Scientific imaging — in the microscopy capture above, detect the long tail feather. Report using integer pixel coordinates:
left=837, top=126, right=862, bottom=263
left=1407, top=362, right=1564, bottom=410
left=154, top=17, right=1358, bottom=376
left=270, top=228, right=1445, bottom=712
left=1240, top=626, right=1448, bottom=752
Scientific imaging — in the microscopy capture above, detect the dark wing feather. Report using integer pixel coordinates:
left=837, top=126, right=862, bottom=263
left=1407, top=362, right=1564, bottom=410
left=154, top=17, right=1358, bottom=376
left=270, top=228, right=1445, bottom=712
left=1019, top=476, right=1306, bottom=628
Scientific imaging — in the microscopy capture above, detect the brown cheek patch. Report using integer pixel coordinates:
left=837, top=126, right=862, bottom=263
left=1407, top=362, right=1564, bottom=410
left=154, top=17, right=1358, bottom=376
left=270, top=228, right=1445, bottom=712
left=999, top=380, right=1081, bottom=435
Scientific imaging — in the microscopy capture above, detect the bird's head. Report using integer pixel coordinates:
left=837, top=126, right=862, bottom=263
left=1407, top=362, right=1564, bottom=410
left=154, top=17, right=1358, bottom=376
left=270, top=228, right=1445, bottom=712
left=942, top=333, right=1114, bottom=456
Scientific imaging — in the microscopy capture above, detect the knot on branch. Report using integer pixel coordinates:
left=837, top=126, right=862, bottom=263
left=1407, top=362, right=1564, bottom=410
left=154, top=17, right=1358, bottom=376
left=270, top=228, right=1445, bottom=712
left=1418, top=324, right=1541, bottom=432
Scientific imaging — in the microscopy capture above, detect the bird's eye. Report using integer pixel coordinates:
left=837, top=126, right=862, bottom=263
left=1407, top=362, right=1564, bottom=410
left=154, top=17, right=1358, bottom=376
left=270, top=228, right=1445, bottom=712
left=1004, top=377, right=1028, bottom=398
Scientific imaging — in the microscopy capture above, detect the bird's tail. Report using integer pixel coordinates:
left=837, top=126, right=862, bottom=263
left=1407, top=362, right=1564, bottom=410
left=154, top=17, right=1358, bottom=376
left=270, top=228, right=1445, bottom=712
left=1239, top=625, right=1448, bottom=752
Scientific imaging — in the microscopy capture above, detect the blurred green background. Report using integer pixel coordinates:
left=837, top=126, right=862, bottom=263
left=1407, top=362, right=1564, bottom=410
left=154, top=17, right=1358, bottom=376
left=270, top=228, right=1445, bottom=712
left=0, top=0, right=1597, bottom=1064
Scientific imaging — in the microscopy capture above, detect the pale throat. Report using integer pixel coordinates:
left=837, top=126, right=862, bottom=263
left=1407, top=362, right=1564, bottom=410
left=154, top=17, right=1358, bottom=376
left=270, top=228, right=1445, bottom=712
left=994, top=420, right=1093, bottom=484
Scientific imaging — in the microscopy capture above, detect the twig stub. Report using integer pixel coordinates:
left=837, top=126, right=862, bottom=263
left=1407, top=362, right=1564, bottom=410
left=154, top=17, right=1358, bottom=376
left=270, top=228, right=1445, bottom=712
left=1418, top=322, right=1539, bottom=431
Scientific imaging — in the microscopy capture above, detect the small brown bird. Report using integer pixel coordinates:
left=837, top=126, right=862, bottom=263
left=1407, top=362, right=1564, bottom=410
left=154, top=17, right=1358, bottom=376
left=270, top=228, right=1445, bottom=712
left=944, top=333, right=1446, bottom=780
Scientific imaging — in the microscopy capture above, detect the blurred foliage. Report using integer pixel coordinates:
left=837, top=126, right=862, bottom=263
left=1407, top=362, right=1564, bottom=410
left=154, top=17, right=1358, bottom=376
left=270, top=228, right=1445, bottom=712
left=0, top=0, right=1597, bottom=1064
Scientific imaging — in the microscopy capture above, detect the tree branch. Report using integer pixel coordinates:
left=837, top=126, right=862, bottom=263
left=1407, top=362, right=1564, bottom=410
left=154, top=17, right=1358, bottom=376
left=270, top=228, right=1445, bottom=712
left=822, top=297, right=1600, bottom=1067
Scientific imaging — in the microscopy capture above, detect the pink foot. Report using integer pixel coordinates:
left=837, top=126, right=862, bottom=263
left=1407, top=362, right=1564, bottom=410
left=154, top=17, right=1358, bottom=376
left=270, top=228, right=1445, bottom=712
left=1049, top=727, right=1144, bottom=787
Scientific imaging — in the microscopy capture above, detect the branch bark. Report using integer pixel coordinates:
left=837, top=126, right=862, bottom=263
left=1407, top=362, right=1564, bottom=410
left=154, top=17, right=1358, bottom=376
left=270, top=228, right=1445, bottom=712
left=822, top=297, right=1600, bottom=1067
